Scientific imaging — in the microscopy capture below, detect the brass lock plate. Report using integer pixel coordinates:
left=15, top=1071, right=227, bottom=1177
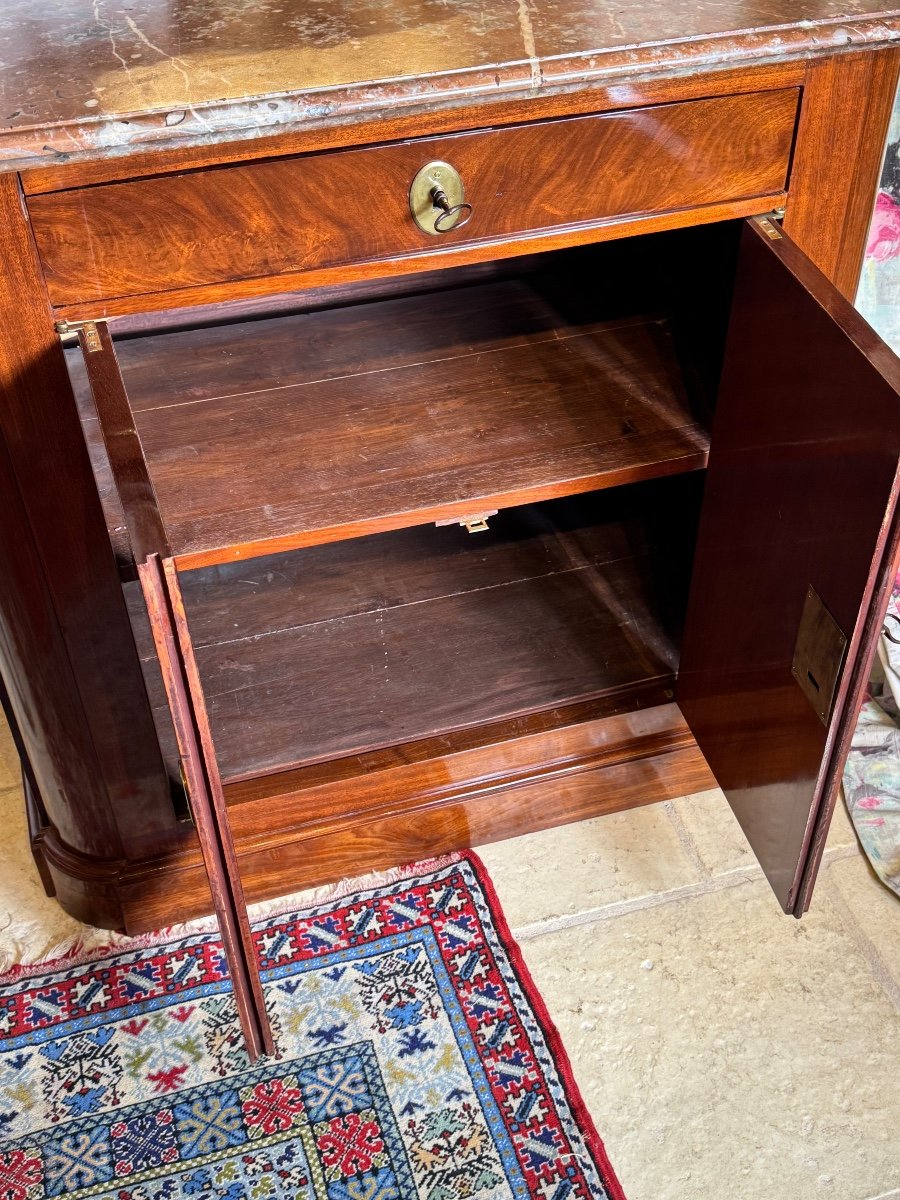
left=410, top=160, right=466, bottom=235
left=791, top=585, right=848, bottom=726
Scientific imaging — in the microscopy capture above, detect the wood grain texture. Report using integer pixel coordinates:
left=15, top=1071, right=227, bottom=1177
left=1, top=7, right=897, bottom=939
left=49, top=193, right=788, bottom=325
left=0, top=171, right=172, bottom=863
left=784, top=47, right=900, bottom=298
left=140, top=555, right=274, bottom=1059
left=79, top=322, right=170, bottom=565
left=220, top=687, right=679, bottom=827
left=30, top=699, right=712, bottom=931
left=72, top=276, right=709, bottom=568
left=129, top=485, right=699, bottom=781
left=0, top=453, right=119, bottom=861
left=114, top=704, right=714, bottom=933
left=30, top=90, right=798, bottom=309
left=678, top=218, right=900, bottom=914
left=125, top=746, right=712, bottom=932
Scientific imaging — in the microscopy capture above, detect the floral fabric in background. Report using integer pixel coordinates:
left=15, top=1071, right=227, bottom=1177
left=843, top=578, right=900, bottom=897
left=844, top=89, right=900, bottom=898
left=857, top=95, right=900, bottom=349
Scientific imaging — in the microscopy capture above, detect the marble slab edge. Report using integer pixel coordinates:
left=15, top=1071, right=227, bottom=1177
left=3, top=17, right=900, bottom=174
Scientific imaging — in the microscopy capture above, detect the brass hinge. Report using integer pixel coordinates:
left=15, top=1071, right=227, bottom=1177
left=435, top=510, right=498, bottom=534
left=755, top=204, right=785, bottom=238
left=755, top=215, right=784, bottom=241
left=55, top=318, right=102, bottom=352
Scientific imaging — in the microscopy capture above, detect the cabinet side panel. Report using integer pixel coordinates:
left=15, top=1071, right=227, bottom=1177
left=0, top=428, right=119, bottom=859
left=0, top=173, right=175, bottom=865
left=785, top=47, right=900, bottom=298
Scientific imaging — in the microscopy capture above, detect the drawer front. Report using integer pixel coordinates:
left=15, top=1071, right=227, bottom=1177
left=32, top=89, right=798, bottom=307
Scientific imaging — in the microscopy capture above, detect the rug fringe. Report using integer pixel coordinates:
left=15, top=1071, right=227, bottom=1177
left=0, top=852, right=462, bottom=986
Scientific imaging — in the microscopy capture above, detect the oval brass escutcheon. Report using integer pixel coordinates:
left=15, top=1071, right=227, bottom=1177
left=409, top=160, right=470, bottom=235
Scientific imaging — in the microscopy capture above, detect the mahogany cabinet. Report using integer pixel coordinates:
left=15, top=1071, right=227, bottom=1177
left=1, top=5, right=900, bottom=982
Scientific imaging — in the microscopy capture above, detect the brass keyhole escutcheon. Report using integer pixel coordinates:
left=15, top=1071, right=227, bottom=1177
left=409, top=161, right=473, bottom=235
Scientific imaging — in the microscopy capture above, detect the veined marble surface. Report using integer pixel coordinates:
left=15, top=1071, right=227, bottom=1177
left=0, top=0, right=899, bottom=168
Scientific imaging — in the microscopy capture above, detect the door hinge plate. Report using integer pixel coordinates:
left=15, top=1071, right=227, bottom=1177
left=755, top=215, right=784, bottom=241
left=56, top=319, right=102, bottom=351
left=791, top=585, right=848, bottom=726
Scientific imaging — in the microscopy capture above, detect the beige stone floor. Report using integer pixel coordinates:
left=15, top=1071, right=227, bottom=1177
left=1, top=716, right=898, bottom=1200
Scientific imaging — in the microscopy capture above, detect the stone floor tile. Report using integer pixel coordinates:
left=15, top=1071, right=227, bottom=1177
left=0, top=718, right=19, bottom=792
left=822, top=851, right=900, bottom=999
left=667, top=788, right=760, bottom=878
left=476, top=804, right=702, bottom=930
left=0, top=785, right=85, bottom=971
left=826, top=795, right=859, bottom=851
left=519, top=875, right=900, bottom=1200
left=669, top=789, right=861, bottom=881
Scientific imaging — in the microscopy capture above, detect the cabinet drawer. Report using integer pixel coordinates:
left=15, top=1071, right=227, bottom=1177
left=31, top=89, right=798, bottom=308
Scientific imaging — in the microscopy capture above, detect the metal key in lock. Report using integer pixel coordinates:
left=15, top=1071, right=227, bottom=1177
left=409, top=161, right=474, bottom=235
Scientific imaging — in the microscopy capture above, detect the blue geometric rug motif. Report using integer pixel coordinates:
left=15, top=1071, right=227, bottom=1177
left=0, top=854, right=626, bottom=1199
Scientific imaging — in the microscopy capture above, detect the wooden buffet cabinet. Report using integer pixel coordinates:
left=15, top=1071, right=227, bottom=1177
left=2, top=0, right=900, bottom=1049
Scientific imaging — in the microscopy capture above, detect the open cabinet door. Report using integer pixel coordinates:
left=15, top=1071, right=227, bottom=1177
left=678, top=217, right=900, bottom=915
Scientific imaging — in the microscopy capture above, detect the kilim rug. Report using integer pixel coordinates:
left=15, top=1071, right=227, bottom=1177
left=0, top=853, right=625, bottom=1200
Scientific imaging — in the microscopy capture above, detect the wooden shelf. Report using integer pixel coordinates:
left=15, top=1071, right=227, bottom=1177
left=128, top=483, right=700, bottom=786
left=76, top=272, right=709, bottom=570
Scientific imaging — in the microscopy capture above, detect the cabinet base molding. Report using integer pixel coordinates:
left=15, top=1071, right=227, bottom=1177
left=30, top=704, right=714, bottom=934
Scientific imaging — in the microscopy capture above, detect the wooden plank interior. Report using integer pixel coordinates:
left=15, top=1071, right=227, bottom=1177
left=126, top=481, right=701, bottom=786
left=70, top=271, right=710, bottom=569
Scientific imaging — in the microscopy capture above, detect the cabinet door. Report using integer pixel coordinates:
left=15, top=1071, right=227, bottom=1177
left=678, top=216, right=900, bottom=915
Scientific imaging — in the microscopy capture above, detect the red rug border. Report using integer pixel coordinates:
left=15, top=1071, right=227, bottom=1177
left=464, top=850, right=629, bottom=1200
left=1, top=848, right=628, bottom=1199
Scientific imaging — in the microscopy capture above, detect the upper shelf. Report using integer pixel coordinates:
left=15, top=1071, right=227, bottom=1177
left=73, top=268, right=709, bottom=571
left=2, top=1, right=899, bottom=170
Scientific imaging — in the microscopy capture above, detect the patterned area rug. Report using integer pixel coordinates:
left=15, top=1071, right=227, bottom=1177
left=0, top=854, right=624, bottom=1200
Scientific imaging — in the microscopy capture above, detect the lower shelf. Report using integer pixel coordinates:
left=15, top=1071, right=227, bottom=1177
left=129, top=478, right=700, bottom=785
left=100, top=477, right=711, bottom=932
